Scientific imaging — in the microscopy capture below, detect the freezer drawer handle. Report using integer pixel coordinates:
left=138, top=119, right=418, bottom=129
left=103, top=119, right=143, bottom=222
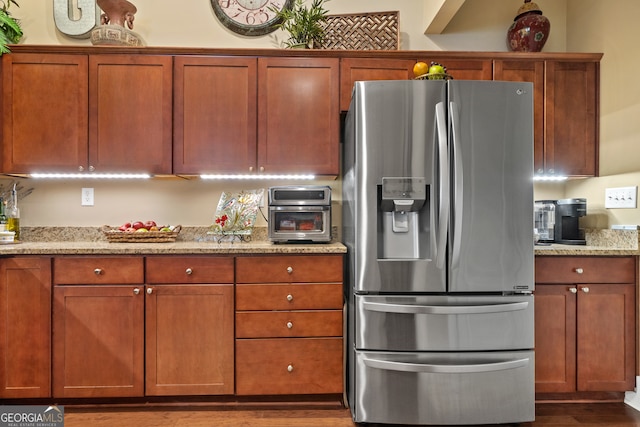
left=363, top=301, right=529, bottom=315
left=363, top=356, right=529, bottom=374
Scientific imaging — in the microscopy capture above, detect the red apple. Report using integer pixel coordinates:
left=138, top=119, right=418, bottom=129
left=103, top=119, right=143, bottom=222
left=132, top=221, right=145, bottom=230
left=118, top=222, right=132, bottom=232
left=144, top=220, right=157, bottom=229
left=125, top=227, right=136, bottom=233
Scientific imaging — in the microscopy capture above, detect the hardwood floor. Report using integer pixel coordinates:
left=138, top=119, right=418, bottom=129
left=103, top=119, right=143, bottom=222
left=62, top=402, right=640, bottom=427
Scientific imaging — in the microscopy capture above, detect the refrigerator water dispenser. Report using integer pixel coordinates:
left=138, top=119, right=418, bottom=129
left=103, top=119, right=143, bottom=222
left=378, top=177, right=428, bottom=259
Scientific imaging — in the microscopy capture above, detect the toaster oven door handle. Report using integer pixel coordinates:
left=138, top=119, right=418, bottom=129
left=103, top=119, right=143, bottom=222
left=270, top=206, right=329, bottom=211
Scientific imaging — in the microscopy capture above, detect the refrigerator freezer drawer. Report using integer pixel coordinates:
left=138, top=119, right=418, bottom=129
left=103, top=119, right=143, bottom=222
left=356, top=294, right=534, bottom=351
left=353, top=350, right=534, bottom=425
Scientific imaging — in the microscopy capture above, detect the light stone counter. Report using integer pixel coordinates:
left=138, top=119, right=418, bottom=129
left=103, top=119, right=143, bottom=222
left=0, top=226, right=346, bottom=256
left=535, top=229, right=640, bottom=256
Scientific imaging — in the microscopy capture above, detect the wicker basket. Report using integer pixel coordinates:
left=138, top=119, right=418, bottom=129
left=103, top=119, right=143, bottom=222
left=101, top=225, right=181, bottom=243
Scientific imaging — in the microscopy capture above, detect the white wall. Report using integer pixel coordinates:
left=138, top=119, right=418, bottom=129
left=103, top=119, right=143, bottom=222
left=7, top=0, right=571, bottom=227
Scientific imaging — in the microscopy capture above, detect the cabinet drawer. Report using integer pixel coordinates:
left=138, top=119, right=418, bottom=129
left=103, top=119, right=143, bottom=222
left=54, top=257, right=144, bottom=284
left=535, top=256, right=636, bottom=284
left=236, top=283, right=343, bottom=310
left=145, top=256, right=234, bottom=284
left=235, top=338, right=343, bottom=395
left=236, top=255, right=343, bottom=283
left=236, top=310, right=342, bottom=338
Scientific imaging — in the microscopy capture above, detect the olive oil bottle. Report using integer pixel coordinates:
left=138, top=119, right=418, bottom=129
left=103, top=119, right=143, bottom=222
left=7, top=184, right=19, bottom=241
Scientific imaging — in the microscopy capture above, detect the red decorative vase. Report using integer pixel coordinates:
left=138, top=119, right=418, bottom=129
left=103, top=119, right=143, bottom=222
left=507, top=0, right=551, bottom=52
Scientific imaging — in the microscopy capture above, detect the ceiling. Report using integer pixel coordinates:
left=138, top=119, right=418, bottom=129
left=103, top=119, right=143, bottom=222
left=424, top=0, right=466, bottom=34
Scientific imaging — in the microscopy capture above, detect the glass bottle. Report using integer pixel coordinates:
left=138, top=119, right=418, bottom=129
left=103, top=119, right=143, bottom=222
left=7, top=184, right=19, bottom=241
left=0, top=197, right=7, bottom=232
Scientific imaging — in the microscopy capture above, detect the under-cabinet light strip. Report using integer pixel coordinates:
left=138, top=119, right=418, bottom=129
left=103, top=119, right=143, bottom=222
left=30, top=173, right=152, bottom=179
left=533, top=175, right=568, bottom=182
left=200, top=174, right=316, bottom=180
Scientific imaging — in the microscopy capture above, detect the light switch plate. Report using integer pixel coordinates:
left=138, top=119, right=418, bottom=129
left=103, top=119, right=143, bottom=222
left=605, top=186, right=637, bottom=209
left=81, top=188, right=94, bottom=206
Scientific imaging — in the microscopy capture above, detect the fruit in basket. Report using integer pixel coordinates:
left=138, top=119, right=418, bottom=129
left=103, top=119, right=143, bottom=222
left=144, top=220, right=157, bottom=229
left=427, top=62, right=447, bottom=79
left=413, top=61, right=428, bottom=78
left=135, top=228, right=149, bottom=232
left=149, top=226, right=159, bottom=231
left=132, top=221, right=145, bottom=230
left=160, top=227, right=172, bottom=232
left=118, top=222, right=132, bottom=231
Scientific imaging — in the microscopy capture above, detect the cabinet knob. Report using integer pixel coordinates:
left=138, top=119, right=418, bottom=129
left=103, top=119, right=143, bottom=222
left=569, top=287, right=578, bottom=293
left=147, top=287, right=153, bottom=295
left=287, top=364, right=294, bottom=373
left=287, top=321, right=293, bottom=329
left=286, top=294, right=293, bottom=302
left=286, top=266, right=293, bottom=274
left=133, top=288, right=140, bottom=295
left=575, top=268, right=584, bottom=274
left=249, top=166, right=254, bottom=172
left=536, top=168, right=544, bottom=174
left=88, top=165, right=95, bottom=172
left=259, top=166, right=265, bottom=172
left=581, top=287, right=590, bottom=293
left=185, top=268, right=193, bottom=275
left=78, top=166, right=84, bottom=172
left=94, top=268, right=103, bottom=275
left=548, top=168, right=555, bottom=174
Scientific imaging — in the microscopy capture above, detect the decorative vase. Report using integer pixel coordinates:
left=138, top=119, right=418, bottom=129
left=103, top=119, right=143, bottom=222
left=507, top=0, right=551, bottom=52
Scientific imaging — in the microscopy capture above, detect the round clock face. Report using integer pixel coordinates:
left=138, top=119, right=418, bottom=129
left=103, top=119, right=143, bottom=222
left=211, top=0, right=294, bottom=36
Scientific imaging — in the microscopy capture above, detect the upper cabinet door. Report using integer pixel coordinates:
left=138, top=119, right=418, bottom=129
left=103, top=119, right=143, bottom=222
left=257, top=57, right=340, bottom=176
left=173, top=56, right=257, bottom=175
left=340, top=58, right=415, bottom=111
left=2, top=53, right=89, bottom=173
left=493, top=60, right=545, bottom=175
left=545, top=61, right=598, bottom=177
left=89, top=55, right=173, bottom=174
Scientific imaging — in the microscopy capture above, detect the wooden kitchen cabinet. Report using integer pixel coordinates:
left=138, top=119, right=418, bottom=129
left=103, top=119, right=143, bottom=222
left=52, top=257, right=145, bottom=398
left=494, top=56, right=600, bottom=177
left=257, top=57, right=340, bottom=176
left=2, top=53, right=88, bottom=173
left=89, top=55, right=172, bottom=174
left=1, top=53, right=172, bottom=174
left=235, top=254, right=343, bottom=395
left=534, top=256, right=636, bottom=395
left=173, top=56, right=257, bottom=174
left=144, top=256, right=235, bottom=396
left=339, top=57, right=492, bottom=112
left=0, top=257, right=52, bottom=398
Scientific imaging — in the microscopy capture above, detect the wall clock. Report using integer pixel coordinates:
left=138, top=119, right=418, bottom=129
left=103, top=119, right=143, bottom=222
left=211, top=0, right=294, bottom=36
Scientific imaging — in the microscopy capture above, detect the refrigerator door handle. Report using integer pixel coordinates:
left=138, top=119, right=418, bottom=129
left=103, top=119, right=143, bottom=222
left=435, top=102, right=449, bottom=269
left=450, top=101, right=463, bottom=269
left=363, top=357, right=530, bottom=374
left=363, top=301, right=530, bottom=315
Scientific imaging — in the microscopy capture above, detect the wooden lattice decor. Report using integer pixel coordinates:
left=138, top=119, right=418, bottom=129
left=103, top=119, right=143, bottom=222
left=320, top=11, right=399, bottom=50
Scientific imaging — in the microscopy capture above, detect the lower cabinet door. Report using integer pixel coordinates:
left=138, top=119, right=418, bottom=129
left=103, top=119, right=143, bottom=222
left=145, top=284, right=235, bottom=396
left=53, top=285, right=144, bottom=398
left=236, top=338, right=343, bottom=395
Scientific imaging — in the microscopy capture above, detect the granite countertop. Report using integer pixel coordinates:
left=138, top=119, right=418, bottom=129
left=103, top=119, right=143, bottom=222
left=0, top=226, right=347, bottom=256
left=534, top=229, right=640, bottom=256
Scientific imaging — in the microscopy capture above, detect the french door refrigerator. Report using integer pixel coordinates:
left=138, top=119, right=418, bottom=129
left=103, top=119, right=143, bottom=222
left=342, top=79, right=535, bottom=425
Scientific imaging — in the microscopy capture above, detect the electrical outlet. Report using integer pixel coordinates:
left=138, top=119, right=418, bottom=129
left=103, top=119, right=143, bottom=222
left=81, top=188, right=94, bottom=206
left=605, top=186, right=637, bottom=209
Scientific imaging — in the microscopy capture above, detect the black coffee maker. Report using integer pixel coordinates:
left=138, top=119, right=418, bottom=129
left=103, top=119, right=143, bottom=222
left=554, top=198, right=587, bottom=245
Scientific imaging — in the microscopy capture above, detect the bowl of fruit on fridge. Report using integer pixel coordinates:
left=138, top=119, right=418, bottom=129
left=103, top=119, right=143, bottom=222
left=102, top=221, right=181, bottom=243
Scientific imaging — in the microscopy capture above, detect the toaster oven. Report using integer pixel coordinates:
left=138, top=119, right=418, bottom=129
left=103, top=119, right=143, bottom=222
left=268, top=186, right=332, bottom=243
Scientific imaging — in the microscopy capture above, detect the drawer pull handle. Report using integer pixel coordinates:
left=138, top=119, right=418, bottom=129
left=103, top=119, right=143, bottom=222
left=581, top=287, right=590, bottom=293
left=287, top=322, right=293, bottom=329
left=286, top=294, right=293, bottom=302
left=286, top=266, right=293, bottom=274
left=575, top=268, right=584, bottom=274
left=287, top=364, right=294, bottom=373
left=94, top=268, right=103, bottom=275
left=185, top=268, right=193, bottom=275
left=133, top=288, right=140, bottom=295
left=147, top=288, right=153, bottom=295
left=569, top=287, right=578, bottom=293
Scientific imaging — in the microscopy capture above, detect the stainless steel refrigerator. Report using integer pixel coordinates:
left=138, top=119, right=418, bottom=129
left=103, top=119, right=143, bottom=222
left=342, top=79, right=535, bottom=425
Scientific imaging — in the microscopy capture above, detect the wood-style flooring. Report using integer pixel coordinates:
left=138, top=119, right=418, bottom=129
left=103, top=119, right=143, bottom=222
left=61, top=402, right=640, bottom=427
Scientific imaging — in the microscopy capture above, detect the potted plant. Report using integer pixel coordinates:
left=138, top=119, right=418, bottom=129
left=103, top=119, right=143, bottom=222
left=271, top=0, right=329, bottom=49
left=0, top=0, right=22, bottom=54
